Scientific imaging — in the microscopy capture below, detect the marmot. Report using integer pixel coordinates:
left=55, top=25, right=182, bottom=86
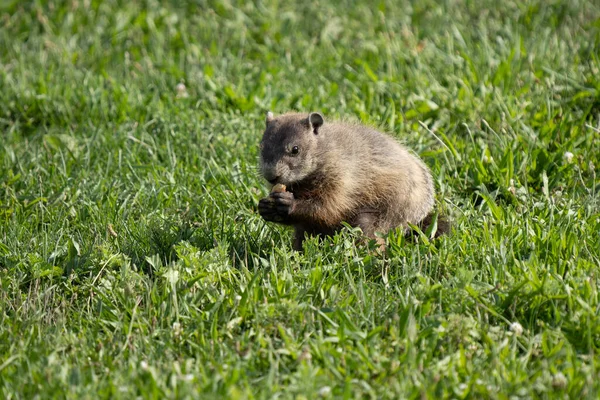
left=258, top=111, right=442, bottom=250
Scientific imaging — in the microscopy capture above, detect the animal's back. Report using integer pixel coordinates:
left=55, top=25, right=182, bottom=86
left=320, top=122, right=434, bottom=228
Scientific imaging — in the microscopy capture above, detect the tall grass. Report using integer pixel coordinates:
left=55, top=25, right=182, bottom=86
left=1, top=0, right=599, bottom=398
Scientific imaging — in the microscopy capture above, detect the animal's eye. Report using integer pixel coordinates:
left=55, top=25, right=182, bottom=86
left=291, top=146, right=299, bottom=155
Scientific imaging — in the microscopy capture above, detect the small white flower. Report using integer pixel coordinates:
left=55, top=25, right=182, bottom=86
left=508, top=178, right=516, bottom=195
left=482, top=153, right=494, bottom=164
left=176, top=83, right=189, bottom=98
left=563, top=152, right=574, bottom=163
left=509, top=322, right=523, bottom=336
left=298, top=347, right=312, bottom=361
left=318, top=386, right=332, bottom=397
left=173, top=322, right=181, bottom=337
left=140, top=360, right=149, bottom=370
left=552, top=372, right=568, bottom=389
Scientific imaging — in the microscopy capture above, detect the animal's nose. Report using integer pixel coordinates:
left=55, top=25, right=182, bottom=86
left=261, top=162, right=279, bottom=183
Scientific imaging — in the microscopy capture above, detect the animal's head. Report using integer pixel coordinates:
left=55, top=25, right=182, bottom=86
left=259, top=111, right=324, bottom=185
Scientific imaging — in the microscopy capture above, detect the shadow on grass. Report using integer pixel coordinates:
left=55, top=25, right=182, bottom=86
left=117, top=210, right=277, bottom=275
left=119, top=218, right=198, bottom=274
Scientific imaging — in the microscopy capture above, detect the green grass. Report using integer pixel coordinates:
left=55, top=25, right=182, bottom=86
left=1, top=0, right=599, bottom=398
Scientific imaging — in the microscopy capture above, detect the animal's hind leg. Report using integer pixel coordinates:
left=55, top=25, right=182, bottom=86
left=352, top=210, right=386, bottom=248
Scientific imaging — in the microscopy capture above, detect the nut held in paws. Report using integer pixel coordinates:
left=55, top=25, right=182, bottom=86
left=271, top=183, right=287, bottom=193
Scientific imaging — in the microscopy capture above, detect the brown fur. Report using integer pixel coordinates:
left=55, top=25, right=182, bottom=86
left=258, top=112, right=439, bottom=250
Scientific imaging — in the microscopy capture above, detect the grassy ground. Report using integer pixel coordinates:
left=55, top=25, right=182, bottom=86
left=1, top=0, right=599, bottom=398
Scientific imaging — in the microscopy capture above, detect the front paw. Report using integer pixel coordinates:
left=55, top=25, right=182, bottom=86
left=258, top=192, right=295, bottom=223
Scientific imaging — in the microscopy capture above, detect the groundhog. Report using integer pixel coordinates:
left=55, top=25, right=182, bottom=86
left=258, top=111, right=443, bottom=250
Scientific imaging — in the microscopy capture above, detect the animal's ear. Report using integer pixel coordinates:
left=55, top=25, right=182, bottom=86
left=266, top=111, right=274, bottom=126
left=308, top=112, right=324, bottom=134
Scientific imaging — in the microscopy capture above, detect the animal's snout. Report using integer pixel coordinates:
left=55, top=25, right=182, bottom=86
left=261, top=162, right=280, bottom=183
